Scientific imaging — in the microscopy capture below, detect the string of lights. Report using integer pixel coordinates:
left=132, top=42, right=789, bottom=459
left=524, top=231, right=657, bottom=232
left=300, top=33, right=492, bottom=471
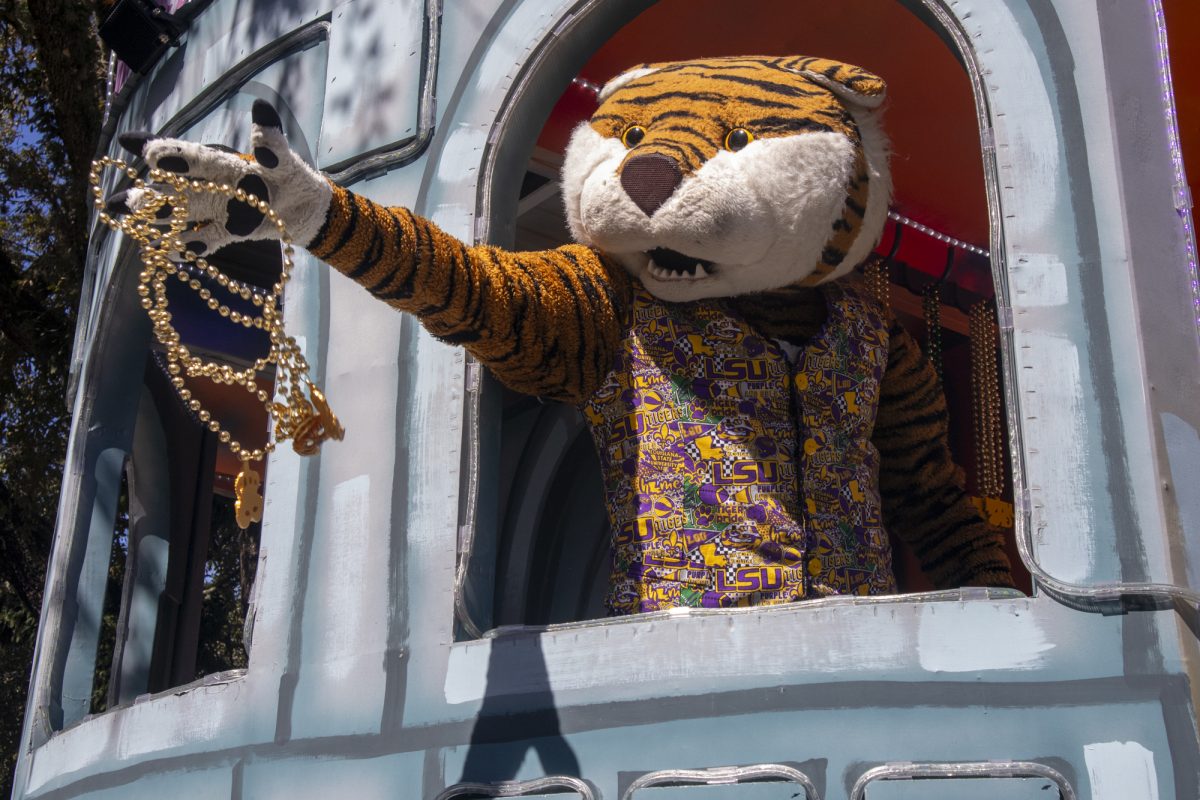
left=571, top=76, right=603, bottom=95
left=886, top=210, right=989, bottom=258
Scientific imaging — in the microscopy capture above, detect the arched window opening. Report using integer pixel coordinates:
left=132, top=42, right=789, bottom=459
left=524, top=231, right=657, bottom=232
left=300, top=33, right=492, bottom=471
left=62, top=26, right=330, bottom=722
left=462, top=0, right=1029, bottom=635
left=86, top=238, right=279, bottom=710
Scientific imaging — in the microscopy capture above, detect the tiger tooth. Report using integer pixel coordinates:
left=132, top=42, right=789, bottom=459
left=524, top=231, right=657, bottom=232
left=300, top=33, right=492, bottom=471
left=693, top=263, right=708, bottom=278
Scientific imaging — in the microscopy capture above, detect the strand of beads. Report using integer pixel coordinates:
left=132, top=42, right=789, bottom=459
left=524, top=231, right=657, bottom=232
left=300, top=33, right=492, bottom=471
left=89, top=157, right=343, bottom=528
left=863, top=255, right=891, bottom=315
left=922, top=283, right=943, bottom=385
left=969, top=301, right=1004, bottom=499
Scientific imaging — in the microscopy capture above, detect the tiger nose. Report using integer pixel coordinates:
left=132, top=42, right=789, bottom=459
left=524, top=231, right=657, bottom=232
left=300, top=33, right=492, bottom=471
left=620, top=153, right=683, bottom=217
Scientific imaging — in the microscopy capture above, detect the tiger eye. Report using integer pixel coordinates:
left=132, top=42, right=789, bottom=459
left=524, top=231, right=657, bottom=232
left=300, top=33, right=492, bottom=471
left=622, top=125, right=646, bottom=148
left=725, top=128, right=753, bottom=151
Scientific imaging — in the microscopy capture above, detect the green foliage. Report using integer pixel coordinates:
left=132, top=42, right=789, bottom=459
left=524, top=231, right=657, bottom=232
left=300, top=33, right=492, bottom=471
left=88, top=487, right=127, bottom=716
left=197, top=496, right=260, bottom=678
left=0, top=4, right=272, bottom=794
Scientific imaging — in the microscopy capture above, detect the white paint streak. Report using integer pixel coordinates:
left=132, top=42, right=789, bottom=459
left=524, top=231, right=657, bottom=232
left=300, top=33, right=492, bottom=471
left=324, top=474, right=371, bottom=678
left=290, top=468, right=390, bottom=738
left=253, top=447, right=302, bottom=664
left=401, top=334, right=463, bottom=553
left=444, top=641, right=486, bottom=704
left=981, top=3, right=1062, bottom=242
left=917, top=604, right=1053, bottom=672
left=241, top=750, right=423, bottom=799
left=1085, top=741, right=1159, bottom=800
left=1012, top=253, right=1070, bottom=306
left=1019, top=331, right=1097, bottom=582
left=444, top=605, right=923, bottom=705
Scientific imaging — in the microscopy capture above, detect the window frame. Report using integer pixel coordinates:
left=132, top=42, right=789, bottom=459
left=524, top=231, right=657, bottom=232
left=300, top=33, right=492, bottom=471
left=452, top=0, right=1025, bottom=639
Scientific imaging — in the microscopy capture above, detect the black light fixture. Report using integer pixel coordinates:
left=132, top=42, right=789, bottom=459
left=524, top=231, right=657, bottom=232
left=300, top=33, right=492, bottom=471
left=98, top=0, right=188, bottom=75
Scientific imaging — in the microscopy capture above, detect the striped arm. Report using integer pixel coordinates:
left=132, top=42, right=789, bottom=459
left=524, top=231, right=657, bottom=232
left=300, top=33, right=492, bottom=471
left=873, top=321, right=1015, bottom=589
left=308, top=184, right=632, bottom=404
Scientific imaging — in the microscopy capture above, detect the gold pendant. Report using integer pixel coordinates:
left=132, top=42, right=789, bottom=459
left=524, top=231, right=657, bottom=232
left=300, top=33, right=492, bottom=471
left=292, top=387, right=345, bottom=456
left=234, top=464, right=264, bottom=529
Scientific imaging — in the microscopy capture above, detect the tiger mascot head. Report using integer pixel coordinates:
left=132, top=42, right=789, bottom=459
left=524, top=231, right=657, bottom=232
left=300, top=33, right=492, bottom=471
left=560, top=55, right=891, bottom=302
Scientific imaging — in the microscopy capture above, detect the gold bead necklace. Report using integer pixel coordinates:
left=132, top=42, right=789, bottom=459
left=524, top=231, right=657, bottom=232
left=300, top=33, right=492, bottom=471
left=969, top=300, right=1004, bottom=499
left=921, top=282, right=943, bottom=384
left=89, top=157, right=343, bottom=528
left=863, top=255, right=891, bottom=315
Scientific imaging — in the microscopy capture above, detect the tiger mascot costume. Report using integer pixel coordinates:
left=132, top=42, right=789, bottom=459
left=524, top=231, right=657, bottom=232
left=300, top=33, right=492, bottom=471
left=110, top=55, right=1014, bottom=614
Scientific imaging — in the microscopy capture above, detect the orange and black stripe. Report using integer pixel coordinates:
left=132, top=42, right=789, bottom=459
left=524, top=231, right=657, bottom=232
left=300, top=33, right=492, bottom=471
left=309, top=184, right=632, bottom=403
left=734, top=286, right=1013, bottom=589
left=306, top=51, right=1010, bottom=590
left=311, top=188, right=1011, bottom=589
left=874, top=320, right=1013, bottom=587
left=593, top=56, right=874, bottom=283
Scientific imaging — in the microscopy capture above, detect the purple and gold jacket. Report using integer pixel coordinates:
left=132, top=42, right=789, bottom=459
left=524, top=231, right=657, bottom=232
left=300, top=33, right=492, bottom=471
left=585, top=282, right=897, bottom=614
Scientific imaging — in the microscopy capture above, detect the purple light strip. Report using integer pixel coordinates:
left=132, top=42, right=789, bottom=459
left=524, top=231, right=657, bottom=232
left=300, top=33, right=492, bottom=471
left=1151, top=0, right=1200, bottom=341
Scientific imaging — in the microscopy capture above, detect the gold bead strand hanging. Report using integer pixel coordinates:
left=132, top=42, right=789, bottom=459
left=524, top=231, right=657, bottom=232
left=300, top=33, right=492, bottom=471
left=868, top=222, right=903, bottom=315
left=922, top=282, right=943, bottom=384
left=969, top=300, right=1004, bottom=499
left=864, top=255, right=891, bottom=315
left=922, top=244, right=959, bottom=386
left=90, top=157, right=344, bottom=528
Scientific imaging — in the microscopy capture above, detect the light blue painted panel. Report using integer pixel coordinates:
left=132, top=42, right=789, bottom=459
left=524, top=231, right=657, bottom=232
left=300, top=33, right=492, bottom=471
left=864, top=777, right=1056, bottom=799
left=61, top=447, right=126, bottom=728
left=440, top=699, right=1171, bottom=800
left=240, top=750, right=424, bottom=799
left=317, top=0, right=423, bottom=169
left=181, top=37, right=330, bottom=161
left=70, top=766, right=233, bottom=800
left=444, top=796, right=588, bottom=800
left=984, top=0, right=1195, bottom=604
left=633, top=786, right=806, bottom=799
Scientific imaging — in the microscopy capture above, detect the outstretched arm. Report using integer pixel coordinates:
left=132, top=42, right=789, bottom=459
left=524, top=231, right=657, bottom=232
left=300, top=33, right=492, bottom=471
left=109, top=102, right=631, bottom=404
left=873, top=321, right=1015, bottom=589
left=308, top=185, right=630, bottom=402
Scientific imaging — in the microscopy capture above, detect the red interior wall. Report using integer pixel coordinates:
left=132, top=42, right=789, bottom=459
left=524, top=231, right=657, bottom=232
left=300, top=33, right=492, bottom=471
left=1165, top=0, right=1199, bottom=192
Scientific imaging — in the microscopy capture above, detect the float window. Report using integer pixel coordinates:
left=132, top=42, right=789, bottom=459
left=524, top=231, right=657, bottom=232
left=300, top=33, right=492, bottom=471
left=453, top=0, right=1029, bottom=639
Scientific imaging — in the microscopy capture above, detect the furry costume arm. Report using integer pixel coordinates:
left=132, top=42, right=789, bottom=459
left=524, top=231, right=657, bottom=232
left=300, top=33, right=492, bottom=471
left=873, top=321, right=1015, bottom=588
left=110, top=103, right=631, bottom=404
left=308, top=183, right=631, bottom=403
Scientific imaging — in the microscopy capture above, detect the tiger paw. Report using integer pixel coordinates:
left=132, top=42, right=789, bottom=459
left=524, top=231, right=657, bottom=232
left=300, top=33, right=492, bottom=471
left=106, top=101, right=333, bottom=255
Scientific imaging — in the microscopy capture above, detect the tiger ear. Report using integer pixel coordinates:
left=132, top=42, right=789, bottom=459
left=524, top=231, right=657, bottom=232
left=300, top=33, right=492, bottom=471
left=597, top=64, right=663, bottom=103
left=783, top=56, right=887, bottom=109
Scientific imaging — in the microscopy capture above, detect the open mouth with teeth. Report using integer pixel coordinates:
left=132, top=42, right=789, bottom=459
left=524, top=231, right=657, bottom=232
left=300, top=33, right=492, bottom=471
left=645, top=247, right=715, bottom=281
